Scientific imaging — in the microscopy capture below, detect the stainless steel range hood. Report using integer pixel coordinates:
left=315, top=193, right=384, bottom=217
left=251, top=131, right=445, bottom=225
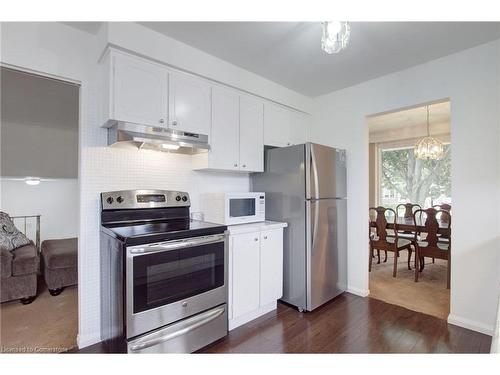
left=107, top=122, right=210, bottom=155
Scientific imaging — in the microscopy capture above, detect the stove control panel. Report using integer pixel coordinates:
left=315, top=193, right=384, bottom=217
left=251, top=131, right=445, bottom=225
left=101, top=190, right=190, bottom=210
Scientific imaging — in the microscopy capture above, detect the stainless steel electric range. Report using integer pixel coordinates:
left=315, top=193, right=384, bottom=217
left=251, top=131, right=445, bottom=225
left=99, top=189, right=228, bottom=353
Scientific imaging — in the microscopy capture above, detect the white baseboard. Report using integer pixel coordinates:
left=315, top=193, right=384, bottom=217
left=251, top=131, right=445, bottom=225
left=229, top=301, right=277, bottom=331
left=346, top=286, right=370, bottom=297
left=447, top=314, right=494, bottom=336
left=77, top=332, right=101, bottom=349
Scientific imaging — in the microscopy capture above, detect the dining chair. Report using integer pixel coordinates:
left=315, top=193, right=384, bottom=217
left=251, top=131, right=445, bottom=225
left=395, top=203, right=422, bottom=241
left=368, top=220, right=380, bottom=268
left=432, top=204, right=452, bottom=223
left=397, top=203, right=422, bottom=219
left=432, top=204, right=452, bottom=243
left=412, top=208, right=451, bottom=289
left=369, top=207, right=413, bottom=277
left=368, top=218, right=387, bottom=266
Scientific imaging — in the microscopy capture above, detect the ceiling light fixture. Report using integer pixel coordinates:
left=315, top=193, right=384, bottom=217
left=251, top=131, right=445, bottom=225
left=414, top=106, right=444, bottom=160
left=24, top=177, right=41, bottom=186
left=321, top=21, right=350, bottom=54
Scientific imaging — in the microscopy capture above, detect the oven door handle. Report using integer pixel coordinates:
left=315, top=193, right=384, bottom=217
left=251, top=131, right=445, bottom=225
left=129, top=234, right=226, bottom=254
left=128, top=306, right=226, bottom=352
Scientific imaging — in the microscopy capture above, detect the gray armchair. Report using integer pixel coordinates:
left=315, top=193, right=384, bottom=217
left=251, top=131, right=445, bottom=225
left=1, top=243, right=39, bottom=304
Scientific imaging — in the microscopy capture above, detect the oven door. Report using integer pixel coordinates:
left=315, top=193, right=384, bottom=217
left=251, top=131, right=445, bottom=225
left=126, top=233, right=227, bottom=339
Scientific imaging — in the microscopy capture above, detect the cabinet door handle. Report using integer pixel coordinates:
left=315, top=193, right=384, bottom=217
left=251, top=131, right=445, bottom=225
left=254, top=238, right=259, bottom=241
left=263, top=236, right=268, bottom=240
left=234, top=163, right=238, bottom=167
left=172, top=120, right=178, bottom=126
left=159, top=119, right=165, bottom=124
left=242, top=164, right=246, bottom=168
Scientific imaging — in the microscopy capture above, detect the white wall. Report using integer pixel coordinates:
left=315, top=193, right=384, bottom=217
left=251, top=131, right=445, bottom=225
left=311, top=40, right=500, bottom=335
left=0, top=22, right=314, bottom=348
left=1, top=179, right=78, bottom=242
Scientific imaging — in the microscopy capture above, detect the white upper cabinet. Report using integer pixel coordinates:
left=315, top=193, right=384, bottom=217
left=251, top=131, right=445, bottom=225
left=102, top=48, right=308, bottom=166
left=209, top=87, right=240, bottom=171
left=168, top=72, right=211, bottom=135
left=264, top=103, right=291, bottom=147
left=193, top=91, right=264, bottom=173
left=264, top=103, right=309, bottom=147
left=239, top=96, right=264, bottom=172
left=290, top=111, right=309, bottom=145
left=111, top=52, right=168, bottom=127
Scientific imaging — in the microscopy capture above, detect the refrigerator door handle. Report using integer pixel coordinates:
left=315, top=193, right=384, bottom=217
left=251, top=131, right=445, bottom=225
left=310, top=145, right=319, bottom=200
left=310, top=199, right=319, bottom=255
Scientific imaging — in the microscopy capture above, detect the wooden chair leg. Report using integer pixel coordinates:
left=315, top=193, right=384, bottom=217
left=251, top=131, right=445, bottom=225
left=393, top=250, right=398, bottom=277
left=414, top=249, right=419, bottom=282
left=407, top=247, right=412, bottom=270
left=369, top=246, right=373, bottom=272
left=377, top=249, right=380, bottom=264
left=383, top=250, right=387, bottom=263
left=432, top=257, right=435, bottom=264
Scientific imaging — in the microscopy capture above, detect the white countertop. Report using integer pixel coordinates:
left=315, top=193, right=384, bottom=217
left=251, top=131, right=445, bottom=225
left=226, top=220, right=288, bottom=234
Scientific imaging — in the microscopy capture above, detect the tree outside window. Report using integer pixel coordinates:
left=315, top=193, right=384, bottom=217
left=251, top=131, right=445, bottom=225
left=380, top=144, right=451, bottom=209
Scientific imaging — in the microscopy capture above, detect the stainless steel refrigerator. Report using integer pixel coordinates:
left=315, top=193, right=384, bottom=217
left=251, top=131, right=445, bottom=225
left=251, top=142, right=347, bottom=312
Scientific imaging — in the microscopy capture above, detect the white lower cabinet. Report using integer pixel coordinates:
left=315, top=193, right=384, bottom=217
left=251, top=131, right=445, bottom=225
left=259, top=229, right=284, bottom=305
left=228, top=223, right=286, bottom=330
left=230, top=232, right=261, bottom=319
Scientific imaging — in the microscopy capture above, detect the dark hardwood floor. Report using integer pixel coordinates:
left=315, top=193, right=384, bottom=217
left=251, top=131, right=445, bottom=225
left=199, top=294, right=491, bottom=353
left=73, top=293, right=491, bottom=354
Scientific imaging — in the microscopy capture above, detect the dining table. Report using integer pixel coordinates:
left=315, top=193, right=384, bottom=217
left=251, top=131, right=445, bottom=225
left=370, top=215, right=451, bottom=235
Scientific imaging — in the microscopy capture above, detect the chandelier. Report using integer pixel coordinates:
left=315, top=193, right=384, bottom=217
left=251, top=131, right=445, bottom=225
left=321, top=22, right=350, bottom=54
left=414, top=106, right=444, bottom=160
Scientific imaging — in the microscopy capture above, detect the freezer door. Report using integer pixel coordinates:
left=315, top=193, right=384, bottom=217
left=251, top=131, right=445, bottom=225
left=306, top=143, right=347, bottom=199
left=306, top=198, right=347, bottom=311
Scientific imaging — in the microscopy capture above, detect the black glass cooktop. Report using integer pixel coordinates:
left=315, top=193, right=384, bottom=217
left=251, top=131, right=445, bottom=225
left=101, top=219, right=227, bottom=245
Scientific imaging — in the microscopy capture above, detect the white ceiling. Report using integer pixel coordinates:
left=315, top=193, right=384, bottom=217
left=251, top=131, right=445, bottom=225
left=368, top=101, right=450, bottom=133
left=139, top=22, right=500, bottom=97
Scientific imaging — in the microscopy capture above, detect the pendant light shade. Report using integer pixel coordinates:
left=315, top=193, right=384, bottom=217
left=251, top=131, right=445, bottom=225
left=414, top=106, right=444, bottom=160
left=321, top=22, right=350, bottom=54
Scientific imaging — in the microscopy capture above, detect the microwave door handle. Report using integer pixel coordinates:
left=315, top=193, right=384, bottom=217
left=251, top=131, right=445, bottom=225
left=128, top=306, right=226, bottom=352
left=129, top=234, right=225, bottom=254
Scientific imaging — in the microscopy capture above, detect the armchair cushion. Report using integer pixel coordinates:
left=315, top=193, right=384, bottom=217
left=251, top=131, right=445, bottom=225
left=0, top=212, right=31, bottom=251
left=12, top=244, right=39, bottom=276
left=1, top=248, right=13, bottom=278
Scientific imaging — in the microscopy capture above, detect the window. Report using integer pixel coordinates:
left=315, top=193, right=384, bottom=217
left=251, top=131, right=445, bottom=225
left=379, top=144, right=451, bottom=209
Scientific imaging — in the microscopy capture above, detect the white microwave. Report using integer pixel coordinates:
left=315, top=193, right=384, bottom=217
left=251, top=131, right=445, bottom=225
left=202, top=192, right=265, bottom=225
